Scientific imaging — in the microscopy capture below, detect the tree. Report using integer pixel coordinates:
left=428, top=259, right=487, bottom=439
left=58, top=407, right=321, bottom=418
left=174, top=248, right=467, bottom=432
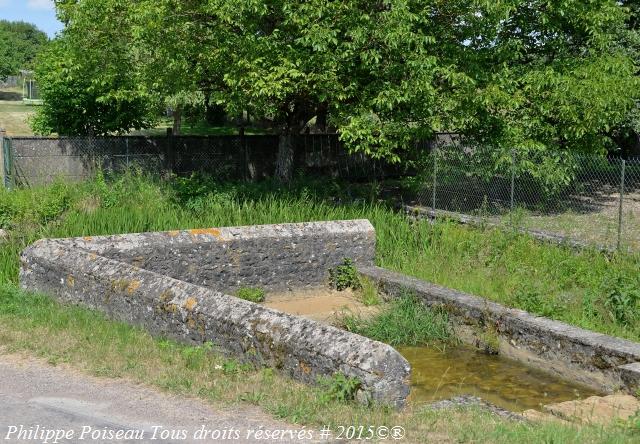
left=612, top=1, right=640, bottom=155
left=136, top=0, right=638, bottom=179
left=31, top=1, right=155, bottom=135
left=0, top=21, right=48, bottom=80
left=38, top=0, right=640, bottom=175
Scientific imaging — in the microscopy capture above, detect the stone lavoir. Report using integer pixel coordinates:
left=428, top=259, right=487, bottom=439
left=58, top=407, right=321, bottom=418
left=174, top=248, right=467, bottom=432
left=19, top=220, right=640, bottom=413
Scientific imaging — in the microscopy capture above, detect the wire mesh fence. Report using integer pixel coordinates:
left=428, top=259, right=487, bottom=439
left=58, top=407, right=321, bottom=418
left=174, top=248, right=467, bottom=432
left=1, top=135, right=414, bottom=188
left=415, top=143, right=640, bottom=252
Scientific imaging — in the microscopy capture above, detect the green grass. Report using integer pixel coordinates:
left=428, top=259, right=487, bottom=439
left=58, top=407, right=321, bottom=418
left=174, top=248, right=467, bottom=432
left=358, top=276, right=382, bottom=307
left=1, top=170, right=639, bottom=342
left=1, top=171, right=640, bottom=441
left=0, top=88, right=35, bottom=136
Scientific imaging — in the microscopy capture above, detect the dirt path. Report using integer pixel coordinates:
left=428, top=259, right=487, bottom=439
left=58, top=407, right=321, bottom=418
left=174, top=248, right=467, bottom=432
left=0, top=354, right=331, bottom=443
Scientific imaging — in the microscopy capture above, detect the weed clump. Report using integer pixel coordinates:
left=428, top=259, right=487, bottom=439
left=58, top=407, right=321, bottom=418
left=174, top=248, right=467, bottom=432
left=359, top=277, right=381, bottom=306
left=600, top=271, right=640, bottom=325
left=329, top=258, right=361, bottom=291
left=236, top=287, right=266, bottom=303
left=318, top=373, right=362, bottom=403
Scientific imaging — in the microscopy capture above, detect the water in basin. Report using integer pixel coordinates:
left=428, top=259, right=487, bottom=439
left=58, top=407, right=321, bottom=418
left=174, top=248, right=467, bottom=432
left=399, top=345, right=600, bottom=412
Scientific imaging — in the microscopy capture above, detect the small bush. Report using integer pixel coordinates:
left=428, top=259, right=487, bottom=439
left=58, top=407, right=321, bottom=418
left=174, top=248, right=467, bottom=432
left=236, top=287, right=266, bottom=303
left=341, top=293, right=453, bottom=346
left=318, top=373, right=361, bottom=403
left=329, top=258, right=361, bottom=291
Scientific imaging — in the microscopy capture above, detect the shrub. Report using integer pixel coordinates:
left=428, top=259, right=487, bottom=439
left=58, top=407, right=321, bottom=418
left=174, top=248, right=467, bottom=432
left=600, top=271, right=640, bottom=325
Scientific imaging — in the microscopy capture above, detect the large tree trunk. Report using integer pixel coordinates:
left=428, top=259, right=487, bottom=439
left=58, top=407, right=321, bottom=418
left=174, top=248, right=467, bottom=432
left=172, top=106, right=182, bottom=136
left=275, top=133, right=295, bottom=182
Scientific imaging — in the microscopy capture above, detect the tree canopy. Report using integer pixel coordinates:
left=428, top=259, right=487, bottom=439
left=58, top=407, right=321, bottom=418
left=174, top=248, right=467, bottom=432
left=34, top=0, right=640, bottom=161
left=0, top=20, right=48, bottom=80
left=31, top=2, right=155, bottom=136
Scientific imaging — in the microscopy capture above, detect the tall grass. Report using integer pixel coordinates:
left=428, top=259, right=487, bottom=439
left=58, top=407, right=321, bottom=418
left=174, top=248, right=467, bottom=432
left=1, top=170, right=639, bottom=342
left=341, top=294, right=454, bottom=346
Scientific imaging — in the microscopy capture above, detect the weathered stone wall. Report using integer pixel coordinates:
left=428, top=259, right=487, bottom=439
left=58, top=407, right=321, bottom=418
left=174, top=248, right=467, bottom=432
left=50, top=220, right=376, bottom=293
left=19, top=221, right=410, bottom=407
left=360, top=266, right=640, bottom=394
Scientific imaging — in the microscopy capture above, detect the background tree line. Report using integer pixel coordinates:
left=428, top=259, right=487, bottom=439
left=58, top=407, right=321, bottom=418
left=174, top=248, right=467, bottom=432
left=0, top=20, right=48, bottom=81
left=30, top=0, right=640, bottom=180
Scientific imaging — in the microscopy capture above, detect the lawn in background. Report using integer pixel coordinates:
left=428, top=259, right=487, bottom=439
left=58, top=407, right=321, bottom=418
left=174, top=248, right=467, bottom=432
left=0, top=87, right=35, bottom=136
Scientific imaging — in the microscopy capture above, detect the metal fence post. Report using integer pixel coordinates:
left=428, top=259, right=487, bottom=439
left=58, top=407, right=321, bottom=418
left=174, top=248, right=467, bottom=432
left=0, top=129, right=11, bottom=189
left=510, top=149, right=516, bottom=226
left=432, top=148, right=438, bottom=218
left=0, top=129, right=5, bottom=188
left=617, top=159, right=626, bottom=251
left=125, top=137, right=130, bottom=169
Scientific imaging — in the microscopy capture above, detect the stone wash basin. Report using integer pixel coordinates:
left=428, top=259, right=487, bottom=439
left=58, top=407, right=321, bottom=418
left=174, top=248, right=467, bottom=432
left=19, top=220, right=411, bottom=408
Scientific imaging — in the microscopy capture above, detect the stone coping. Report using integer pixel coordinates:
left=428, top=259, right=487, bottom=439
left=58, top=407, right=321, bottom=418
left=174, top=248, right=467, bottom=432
left=51, top=220, right=376, bottom=254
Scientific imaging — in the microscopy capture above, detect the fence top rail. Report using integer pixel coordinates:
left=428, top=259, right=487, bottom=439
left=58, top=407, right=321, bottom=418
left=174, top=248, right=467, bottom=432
left=7, top=135, right=287, bottom=141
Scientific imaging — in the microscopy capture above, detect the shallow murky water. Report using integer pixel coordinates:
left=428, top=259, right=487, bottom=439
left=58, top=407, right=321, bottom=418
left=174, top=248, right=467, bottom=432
left=399, top=345, right=600, bottom=412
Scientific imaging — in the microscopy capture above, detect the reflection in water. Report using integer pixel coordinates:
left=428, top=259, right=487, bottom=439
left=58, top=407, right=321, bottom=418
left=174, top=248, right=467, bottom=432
left=399, top=345, right=600, bottom=412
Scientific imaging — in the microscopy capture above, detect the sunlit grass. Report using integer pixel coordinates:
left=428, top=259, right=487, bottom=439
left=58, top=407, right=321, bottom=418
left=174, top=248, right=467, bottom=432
left=1, top=171, right=639, bottom=341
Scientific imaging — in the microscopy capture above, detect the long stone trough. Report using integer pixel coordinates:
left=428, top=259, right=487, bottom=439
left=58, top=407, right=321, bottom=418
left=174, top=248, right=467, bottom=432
left=19, top=220, right=411, bottom=407
left=360, top=267, right=640, bottom=395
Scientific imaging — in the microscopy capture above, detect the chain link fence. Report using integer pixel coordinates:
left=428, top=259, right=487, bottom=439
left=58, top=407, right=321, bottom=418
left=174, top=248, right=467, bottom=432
left=414, top=143, right=640, bottom=252
left=0, top=135, right=414, bottom=188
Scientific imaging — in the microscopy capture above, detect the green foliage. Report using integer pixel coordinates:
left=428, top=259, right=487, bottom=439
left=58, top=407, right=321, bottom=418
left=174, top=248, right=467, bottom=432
left=0, top=20, right=48, bottom=79
left=318, top=373, right=361, bottom=404
left=236, top=287, right=266, bottom=304
left=220, top=359, right=253, bottom=375
left=0, top=180, right=72, bottom=229
left=513, top=287, right=561, bottom=319
left=32, top=2, right=156, bottom=136
left=342, top=294, right=453, bottom=347
left=180, top=342, right=214, bottom=371
left=329, top=258, right=361, bottom=291
left=41, top=0, right=640, bottom=157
